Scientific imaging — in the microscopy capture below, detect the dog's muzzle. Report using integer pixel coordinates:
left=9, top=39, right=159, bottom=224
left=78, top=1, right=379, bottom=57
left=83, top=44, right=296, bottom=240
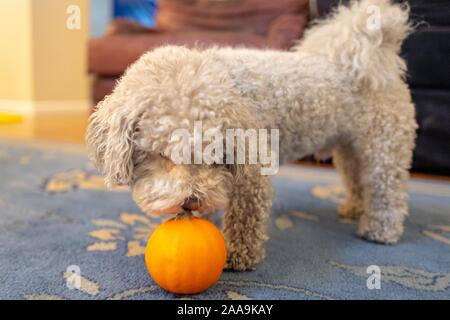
left=182, top=195, right=201, bottom=211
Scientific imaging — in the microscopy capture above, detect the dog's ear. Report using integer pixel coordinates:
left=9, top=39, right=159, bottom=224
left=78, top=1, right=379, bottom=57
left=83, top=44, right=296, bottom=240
left=86, top=95, right=142, bottom=187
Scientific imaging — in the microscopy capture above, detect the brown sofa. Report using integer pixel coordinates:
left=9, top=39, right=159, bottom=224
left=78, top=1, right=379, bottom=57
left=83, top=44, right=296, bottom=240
left=89, top=0, right=310, bottom=104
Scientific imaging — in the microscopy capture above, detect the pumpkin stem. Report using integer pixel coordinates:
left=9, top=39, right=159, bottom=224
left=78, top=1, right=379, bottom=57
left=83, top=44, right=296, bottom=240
left=176, top=210, right=193, bottom=220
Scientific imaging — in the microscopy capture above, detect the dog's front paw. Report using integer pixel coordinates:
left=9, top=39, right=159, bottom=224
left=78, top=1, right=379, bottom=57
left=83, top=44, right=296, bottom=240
left=357, top=212, right=405, bottom=244
left=224, top=260, right=256, bottom=272
left=338, top=200, right=364, bottom=220
left=224, top=251, right=264, bottom=271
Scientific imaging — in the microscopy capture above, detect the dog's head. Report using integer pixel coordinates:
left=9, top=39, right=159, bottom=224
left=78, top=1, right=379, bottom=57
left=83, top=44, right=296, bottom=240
left=86, top=97, right=241, bottom=215
left=86, top=47, right=257, bottom=215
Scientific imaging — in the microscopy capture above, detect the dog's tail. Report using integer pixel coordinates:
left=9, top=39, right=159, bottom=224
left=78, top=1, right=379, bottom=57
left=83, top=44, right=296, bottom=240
left=296, top=0, right=411, bottom=90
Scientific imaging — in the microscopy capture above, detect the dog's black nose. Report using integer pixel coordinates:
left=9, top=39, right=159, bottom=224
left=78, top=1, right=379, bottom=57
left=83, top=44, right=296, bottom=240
left=182, top=196, right=201, bottom=211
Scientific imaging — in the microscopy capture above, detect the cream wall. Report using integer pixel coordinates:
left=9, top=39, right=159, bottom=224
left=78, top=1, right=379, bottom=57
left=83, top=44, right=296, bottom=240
left=0, top=0, right=33, bottom=100
left=0, top=0, right=90, bottom=114
left=31, top=0, right=89, bottom=101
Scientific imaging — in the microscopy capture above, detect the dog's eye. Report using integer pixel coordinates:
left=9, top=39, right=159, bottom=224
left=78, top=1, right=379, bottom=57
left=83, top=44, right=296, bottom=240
left=212, top=156, right=227, bottom=167
left=159, top=152, right=168, bottom=159
left=211, top=161, right=227, bottom=168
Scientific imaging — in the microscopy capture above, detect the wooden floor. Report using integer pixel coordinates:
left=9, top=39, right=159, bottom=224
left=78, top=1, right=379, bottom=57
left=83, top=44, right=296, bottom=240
left=0, top=113, right=448, bottom=181
left=0, top=112, right=89, bottom=144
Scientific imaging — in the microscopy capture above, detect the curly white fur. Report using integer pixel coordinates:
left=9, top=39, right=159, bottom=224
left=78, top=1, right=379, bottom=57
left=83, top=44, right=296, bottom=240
left=86, top=0, right=417, bottom=271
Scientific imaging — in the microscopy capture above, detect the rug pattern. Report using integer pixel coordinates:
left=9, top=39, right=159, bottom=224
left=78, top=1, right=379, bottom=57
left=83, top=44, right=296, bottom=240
left=1, top=141, right=449, bottom=299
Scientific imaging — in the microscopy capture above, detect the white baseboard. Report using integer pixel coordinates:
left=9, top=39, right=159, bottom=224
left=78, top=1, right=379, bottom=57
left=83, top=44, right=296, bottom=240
left=0, top=99, right=91, bottom=115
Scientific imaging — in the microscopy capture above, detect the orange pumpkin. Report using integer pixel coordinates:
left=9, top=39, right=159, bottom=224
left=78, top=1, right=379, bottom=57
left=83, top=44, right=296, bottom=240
left=145, top=213, right=227, bottom=294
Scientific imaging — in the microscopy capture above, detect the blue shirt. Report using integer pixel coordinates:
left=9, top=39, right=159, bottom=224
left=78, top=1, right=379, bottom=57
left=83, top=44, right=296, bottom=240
left=113, top=0, right=157, bottom=28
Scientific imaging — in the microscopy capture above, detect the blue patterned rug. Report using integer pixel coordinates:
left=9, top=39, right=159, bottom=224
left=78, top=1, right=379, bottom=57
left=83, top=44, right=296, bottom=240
left=1, top=140, right=450, bottom=300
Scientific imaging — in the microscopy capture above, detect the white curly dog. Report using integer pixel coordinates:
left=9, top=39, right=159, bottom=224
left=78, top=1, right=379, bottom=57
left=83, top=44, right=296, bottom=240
left=87, top=0, right=417, bottom=270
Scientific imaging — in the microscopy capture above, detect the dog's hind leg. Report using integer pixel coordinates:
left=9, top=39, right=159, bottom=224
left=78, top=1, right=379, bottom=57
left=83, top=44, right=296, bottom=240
left=223, top=166, right=272, bottom=271
left=355, top=110, right=416, bottom=244
left=333, top=143, right=365, bottom=220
